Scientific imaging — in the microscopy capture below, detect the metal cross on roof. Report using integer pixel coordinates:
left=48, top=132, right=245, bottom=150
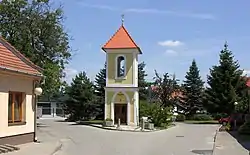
left=121, top=14, right=124, bottom=25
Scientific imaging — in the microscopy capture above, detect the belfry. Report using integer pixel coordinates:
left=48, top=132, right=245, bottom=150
left=102, top=15, right=142, bottom=126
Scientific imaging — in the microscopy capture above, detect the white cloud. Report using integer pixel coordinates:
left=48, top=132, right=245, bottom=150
left=165, top=49, right=178, bottom=55
left=125, top=8, right=215, bottom=20
left=159, top=38, right=226, bottom=57
left=158, top=40, right=184, bottom=47
left=125, top=8, right=170, bottom=14
left=243, top=70, right=250, bottom=75
left=79, top=3, right=118, bottom=11
left=78, top=3, right=215, bottom=20
left=64, top=67, right=78, bottom=84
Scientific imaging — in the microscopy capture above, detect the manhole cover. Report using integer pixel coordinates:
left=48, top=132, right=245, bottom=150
left=191, top=149, right=213, bottom=155
left=176, top=135, right=184, bottom=137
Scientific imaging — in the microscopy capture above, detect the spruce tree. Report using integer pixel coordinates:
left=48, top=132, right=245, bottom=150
left=182, top=59, right=204, bottom=115
left=64, top=72, right=99, bottom=121
left=205, top=43, right=246, bottom=115
left=94, top=63, right=106, bottom=119
left=138, top=62, right=149, bottom=100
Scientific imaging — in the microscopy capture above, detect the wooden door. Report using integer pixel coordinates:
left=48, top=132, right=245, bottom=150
left=114, top=104, right=127, bottom=124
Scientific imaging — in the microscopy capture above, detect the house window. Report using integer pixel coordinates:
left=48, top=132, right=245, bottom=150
left=117, top=56, right=126, bottom=78
left=8, top=92, right=25, bottom=124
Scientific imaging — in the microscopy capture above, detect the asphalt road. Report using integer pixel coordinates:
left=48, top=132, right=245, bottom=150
left=37, top=119, right=220, bottom=155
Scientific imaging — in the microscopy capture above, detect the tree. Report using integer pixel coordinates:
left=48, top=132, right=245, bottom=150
left=182, top=59, right=205, bottom=115
left=64, top=72, right=99, bottom=121
left=153, top=70, right=180, bottom=107
left=139, top=100, right=172, bottom=127
left=138, top=62, right=149, bottom=100
left=94, top=63, right=106, bottom=119
left=0, top=0, right=71, bottom=98
left=205, top=43, right=247, bottom=114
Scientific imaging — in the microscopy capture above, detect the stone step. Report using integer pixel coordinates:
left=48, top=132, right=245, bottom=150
left=0, top=144, right=20, bottom=154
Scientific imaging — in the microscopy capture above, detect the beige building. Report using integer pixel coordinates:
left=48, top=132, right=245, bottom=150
left=102, top=20, right=142, bottom=126
left=0, top=37, right=43, bottom=145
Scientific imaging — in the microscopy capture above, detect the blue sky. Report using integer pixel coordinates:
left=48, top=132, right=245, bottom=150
left=56, top=0, right=250, bottom=84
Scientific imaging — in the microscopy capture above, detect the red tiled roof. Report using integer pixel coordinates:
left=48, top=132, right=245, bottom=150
left=102, top=25, right=142, bottom=54
left=0, top=36, right=43, bottom=77
left=246, top=78, right=250, bottom=87
left=150, top=85, right=184, bottom=99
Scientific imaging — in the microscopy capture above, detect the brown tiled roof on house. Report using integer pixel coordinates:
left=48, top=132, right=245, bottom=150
left=240, top=76, right=250, bottom=87
left=245, top=77, right=250, bottom=87
left=149, top=85, right=186, bottom=108
left=247, top=80, right=250, bottom=87
left=102, top=24, right=142, bottom=54
left=150, top=85, right=184, bottom=99
left=0, top=36, right=43, bottom=77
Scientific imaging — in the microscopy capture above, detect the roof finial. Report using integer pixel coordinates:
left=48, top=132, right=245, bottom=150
left=121, top=14, right=124, bottom=25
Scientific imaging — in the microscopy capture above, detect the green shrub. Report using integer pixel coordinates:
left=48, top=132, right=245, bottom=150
left=238, top=121, right=250, bottom=135
left=139, top=100, right=172, bottom=127
left=176, top=114, right=186, bottom=122
left=188, top=114, right=213, bottom=121
left=212, top=113, right=228, bottom=120
left=219, top=122, right=231, bottom=131
left=105, top=118, right=113, bottom=121
left=225, top=123, right=231, bottom=131
left=139, top=100, right=150, bottom=119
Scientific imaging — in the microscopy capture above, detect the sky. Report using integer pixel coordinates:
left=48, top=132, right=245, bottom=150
left=55, top=0, right=250, bottom=84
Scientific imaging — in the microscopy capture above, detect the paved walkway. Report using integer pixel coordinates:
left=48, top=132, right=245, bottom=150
left=6, top=141, right=61, bottom=155
left=7, top=120, right=220, bottom=155
left=213, top=132, right=249, bottom=155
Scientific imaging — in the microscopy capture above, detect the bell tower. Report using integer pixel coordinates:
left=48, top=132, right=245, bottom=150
left=102, top=15, right=142, bottom=126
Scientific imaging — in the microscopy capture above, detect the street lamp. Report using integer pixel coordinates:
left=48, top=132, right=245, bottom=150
left=234, top=101, right=238, bottom=130
left=34, top=87, right=43, bottom=96
left=234, top=101, right=238, bottom=106
left=145, top=86, right=153, bottom=104
left=34, top=86, right=43, bottom=142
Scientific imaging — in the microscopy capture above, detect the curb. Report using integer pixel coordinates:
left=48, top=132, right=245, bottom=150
left=212, top=124, right=222, bottom=155
left=84, top=124, right=177, bottom=133
left=91, top=124, right=156, bottom=132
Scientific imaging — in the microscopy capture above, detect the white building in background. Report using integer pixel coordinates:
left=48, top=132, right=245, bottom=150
left=37, top=102, right=59, bottom=117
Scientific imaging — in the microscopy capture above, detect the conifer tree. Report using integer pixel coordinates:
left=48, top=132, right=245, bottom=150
left=64, top=72, right=99, bottom=121
left=138, top=62, right=149, bottom=100
left=182, top=59, right=204, bottom=115
left=205, top=43, right=247, bottom=114
left=94, top=63, right=106, bottom=119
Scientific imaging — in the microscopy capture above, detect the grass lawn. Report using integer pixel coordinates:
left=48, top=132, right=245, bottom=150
left=155, top=123, right=176, bottom=130
left=78, top=120, right=103, bottom=125
left=184, top=120, right=219, bottom=124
